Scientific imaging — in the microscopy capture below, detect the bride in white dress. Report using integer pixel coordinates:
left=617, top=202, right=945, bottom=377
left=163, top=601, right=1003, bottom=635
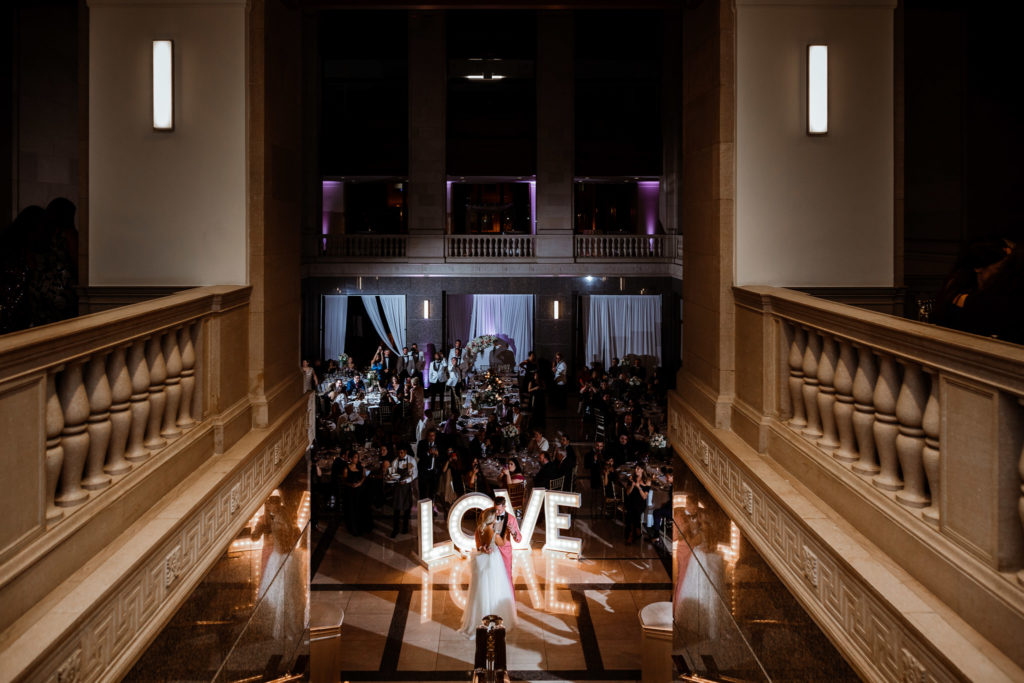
left=459, top=508, right=517, bottom=637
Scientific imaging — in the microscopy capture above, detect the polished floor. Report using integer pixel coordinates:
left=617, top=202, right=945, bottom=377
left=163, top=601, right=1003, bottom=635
left=311, top=485, right=671, bottom=682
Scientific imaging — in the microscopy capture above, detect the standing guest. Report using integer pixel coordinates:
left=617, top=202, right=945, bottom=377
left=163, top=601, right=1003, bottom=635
left=388, top=448, right=418, bottom=537
left=440, top=448, right=464, bottom=511
left=528, top=371, right=546, bottom=428
left=428, top=352, right=447, bottom=405
left=415, top=410, right=435, bottom=443
left=518, top=350, right=538, bottom=395
left=381, top=348, right=397, bottom=383
left=556, top=433, right=577, bottom=479
left=341, top=452, right=369, bottom=536
left=409, top=343, right=425, bottom=378
left=608, top=357, right=621, bottom=376
left=448, top=339, right=464, bottom=363
left=552, top=351, right=569, bottom=409
left=408, top=377, right=425, bottom=434
left=301, top=360, right=318, bottom=393
left=446, top=354, right=463, bottom=413
left=629, top=357, right=647, bottom=380
left=587, top=440, right=607, bottom=488
left=417, top=435, right=442, bottom=515
left=624, top=463, right=650, bottom=544
left=618, top=413, right=639, bottom=440
left=609, top=433, right=636, bottom=467
left=370, top=346, right=384, bottom=377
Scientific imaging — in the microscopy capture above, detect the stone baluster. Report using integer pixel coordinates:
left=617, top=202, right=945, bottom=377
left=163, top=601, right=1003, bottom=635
left=56, top=360, right=90, bottom=507
left=105, top=345, right=133, bottom=476
left=787, top=325, right=807, bottom=428
left=45, top=369, right=65, bottom=523
left=161, top=330, right=183, bottom=440
left=125, top=338, right=151, bottom=462
left=144, top=333, right=168, bottom=451
left=81, top=352, right=113, bottom=491
left=895, top=362, right=929, bottom=508
left=801, top=328, right=823, bottom=438
left=872, top=354, right=903, bottom=491
left=832, top=340, right=858, bottom=462
left=921, top=370, right=941, bottom=527
left=851, top=346, right=880, bottom=476
left=816, top=334, right=840, bottom=450
left=177, top=324, right=197, bottom=429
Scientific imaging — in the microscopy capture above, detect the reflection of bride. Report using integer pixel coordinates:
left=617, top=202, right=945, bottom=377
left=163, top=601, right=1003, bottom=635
left=255, top=496, right=307, bottom=640
left=674, top=498, right=728, bottom=642
left=459, top=508, right=517, bottom=638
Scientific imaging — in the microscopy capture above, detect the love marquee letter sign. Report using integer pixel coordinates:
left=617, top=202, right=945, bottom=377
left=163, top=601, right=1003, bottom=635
left=415, top=489, right=582, bottom=566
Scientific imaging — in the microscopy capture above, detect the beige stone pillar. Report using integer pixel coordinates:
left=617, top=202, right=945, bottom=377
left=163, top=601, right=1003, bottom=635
left=535, top=12, right=574, bottom=264
left=406, top=12, right=446, bottom=262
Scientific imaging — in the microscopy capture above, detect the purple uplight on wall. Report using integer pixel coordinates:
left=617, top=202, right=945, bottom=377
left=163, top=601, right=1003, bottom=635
left=529, top=180, right=537, bottom=234
left=637, top=181, right=660, bottom=235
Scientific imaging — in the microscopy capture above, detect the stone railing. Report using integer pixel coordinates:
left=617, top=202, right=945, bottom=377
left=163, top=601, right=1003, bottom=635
left=732, top=286, right=1024, bottom=583
left=574, top=234, right=678, bottom=260
left=0, top=286, right=251, bottom=632
left=314, top=234, right=407, bottom=259
left=444, top=234, right=535, bottom=260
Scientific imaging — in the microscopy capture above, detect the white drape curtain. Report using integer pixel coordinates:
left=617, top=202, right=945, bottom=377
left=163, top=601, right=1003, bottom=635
left=361, top=295, right=406, bottom=354
left=585, top=295, right=662, bottom=369
left=468, top=294, right=534, bottom=364
left=379, top=295, right=407, bottom=352
left=324, top=295, right=348, bottom=361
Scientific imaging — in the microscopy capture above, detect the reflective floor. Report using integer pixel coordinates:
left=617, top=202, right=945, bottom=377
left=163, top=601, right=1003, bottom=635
left=312, top=491, right=671, bottom=682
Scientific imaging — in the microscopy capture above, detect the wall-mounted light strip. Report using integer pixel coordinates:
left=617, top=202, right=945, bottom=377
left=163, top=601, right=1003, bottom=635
left=807, top=44, right=828, bottom=135
left=423, top=299, right=430, bottom=319
left=553, top=300, right=560, bottom=320
left=153, top=40, right=174, bottom=131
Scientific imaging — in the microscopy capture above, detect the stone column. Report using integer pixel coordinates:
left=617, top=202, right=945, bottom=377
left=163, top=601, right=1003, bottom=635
left=535, top=12, right=574, bottom=264
left=406, top=12, right=446, bottom=262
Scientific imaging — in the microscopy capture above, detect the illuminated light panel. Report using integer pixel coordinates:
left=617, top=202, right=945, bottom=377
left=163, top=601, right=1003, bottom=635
left=717, top=521, right=741, bottom=565
left=447, top=493, right=494, bottom=554
left=807, top=45, right=828, bottom=135
left=449, top=560, right=471, bottom=610
left=465, top=74, right=506, bottom=80
left=512, top=551, right=544, bottom=609
left=514, top=489, right=546, bottom=551
left=543, top=491, right=582, bottom=555
left=553, top=300, right=560, bottom=320
left=421, top=569, right=432, bottom=624
left=417, top=498, right=455, bottom=566
left=152, top=40, right=174, bottom=130
left=544, top=550, right=577, bottom=615
left=423, top=299, right=430, bottom=319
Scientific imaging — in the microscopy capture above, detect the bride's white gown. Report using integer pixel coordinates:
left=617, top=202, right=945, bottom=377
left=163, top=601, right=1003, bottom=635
left=458, top=532, right=517, bottom=637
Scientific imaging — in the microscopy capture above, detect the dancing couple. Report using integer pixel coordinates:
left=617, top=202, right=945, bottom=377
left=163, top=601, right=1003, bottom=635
left=458, top=500, right=522, bottom=637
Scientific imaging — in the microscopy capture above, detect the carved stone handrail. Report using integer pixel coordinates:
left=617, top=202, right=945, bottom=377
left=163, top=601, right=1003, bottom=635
left=313, top=234, right=408, bottom=259
left=445, top=234, right=536, bottom=260
left=733, top=285, right=1024, bottom=575
left=574, top=234, right=678, bottom=260
left=0, top=285, right=251, bottom=633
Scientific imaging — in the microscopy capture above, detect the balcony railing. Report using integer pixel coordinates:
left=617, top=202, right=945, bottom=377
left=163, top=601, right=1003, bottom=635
left=574, top=234, right=679, bottom=259
left=731, top=286, right=1024, bottom=581
left=0, top=286, right=250, bottom=631
left=315, top=234, right=407, bottom=259
left=445, top=234, right=535, bottom=260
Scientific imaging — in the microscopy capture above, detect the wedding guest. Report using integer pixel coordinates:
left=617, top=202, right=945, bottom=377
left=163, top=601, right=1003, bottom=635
left=428, top=351, right=447, bottom=405
left=441, top=410, right=459, bottom=437
left=346, top=373, right=366, bottom=395
left=552, top=351, right=568, bottom=409
left=527, top=371, right=546, bottom=428
left=344, top=356, right=358, bottom=376
left=618, top=413, right=639, bottom=440
left=446, top=355, right=463, bottom=413
left=409, top=343, right=425, bottom=377
left=448, top=339, right=464, bottom=363
left=440, top=448, right=464, bottom=511
left=586, top=440, right=607, bottom=486
left=629, top=357, right=646, bottom=380
left=556, top=433, right=576, bottom=479
left=608, top=433, right=637, bottom=466
left=526, top=429, right=549, bottom=456
left=625, top=463, right=650, bottom=544
left=381, top=347, right=398, bottom=382
left=496, top=395, right=515, bottom=423
left=533, top=451, right=559, bottom=490
left=464, top=457, right=487, bottom=495
left=341, top=452, right=369, bottom=536
left=388, top=448, right=418, bottom=537
left=301, top=360, right=318, bottom=393
left=408, top=376, right=425, bottom=432
left=484, top=413, right=500, bottom=443
left=415, top=410, right=435, bottom=443
left=519, top=351, right=538, bottom=395
left=370, top=346, right=384, bottom=376
left=417, top=436, right=442, bottom=514
left=500, top=457, right=526, bottom=488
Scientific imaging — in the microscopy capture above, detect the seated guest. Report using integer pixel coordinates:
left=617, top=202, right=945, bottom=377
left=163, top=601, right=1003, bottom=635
left=608, top=432, right=638, bottom=466
left=556, top=433, right=576, bottom=479
left=600, top=457, right=617, bottom=502
left=628, top=357, right=646, bottom=380
left=344, top=356, right=358, bottom=377
left=386, top=375, right=404, bottom=404
left=464, top=457, right=488, bottom=495
left=526, top=429, right=549, bottom=457
left=533, top=451, right=559, bottom=490
left=346, top=373, right=366, bottom=395
left=496, top=395, right=515, bottom=424
left=441, top=410, right=459, bottom=437
left=617, top=413, right=640, bottom=440
left=511, top=404, right=525, bottom=440
left=500, top=457, right=526, bottom=488
left=484, top=413, right=501, bottom=443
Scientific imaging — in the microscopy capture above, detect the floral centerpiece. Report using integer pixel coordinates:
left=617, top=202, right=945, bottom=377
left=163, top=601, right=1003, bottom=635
left=340, top=421, right=358, bottom=433
left=337, top=352, right=349, bottom=368
left=364, top=369, right=379, bottom=390
left=502, top=424, right=519, bottom=439
left=628, top=376, right=642, bottom=387
left=472, top=389, right=499, bottom=408
left=649, top=433, right=667, bottom=450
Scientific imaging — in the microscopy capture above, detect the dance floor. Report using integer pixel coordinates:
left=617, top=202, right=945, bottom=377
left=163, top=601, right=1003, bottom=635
left=311, top=458, right=670, bottom=682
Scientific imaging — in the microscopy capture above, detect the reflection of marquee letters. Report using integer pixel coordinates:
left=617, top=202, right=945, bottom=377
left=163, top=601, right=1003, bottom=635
left=415, top=490, right=581, bottom=567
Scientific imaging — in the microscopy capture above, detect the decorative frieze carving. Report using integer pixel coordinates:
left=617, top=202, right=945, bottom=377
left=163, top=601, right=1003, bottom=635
left=24, top=403, right=311, bottom=683
left=672, top=408, right=955, bottom=683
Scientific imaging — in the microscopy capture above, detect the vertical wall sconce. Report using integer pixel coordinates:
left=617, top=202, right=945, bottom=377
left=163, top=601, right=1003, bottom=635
left=553, top=300, right=560, bottom=320
left=152, top=40, right=174, bottom=131
left=423, top=299, right=430, bottom=319
left=807, top=44, right=828, bottom=135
